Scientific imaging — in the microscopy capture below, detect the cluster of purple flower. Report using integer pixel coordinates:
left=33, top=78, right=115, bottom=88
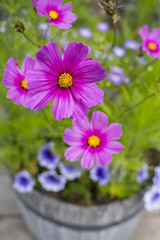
left=136, top=165, right=160, bottom=212
left=108, top=66, right=130, bottom=86
left=14, top=140, right=113, bottom=193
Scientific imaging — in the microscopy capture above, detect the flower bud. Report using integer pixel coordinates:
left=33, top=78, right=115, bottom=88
left=14, top=21, right=25, bottom=33
left=103, top=0, right=117, bottom=16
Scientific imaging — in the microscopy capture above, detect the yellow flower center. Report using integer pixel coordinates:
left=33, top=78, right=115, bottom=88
left=49, top=10, right=59, bottom=20
left=21, top=80, right=28, bottom=90
left=88, top=135, right=100, bottom=148
left=59, top=73, right=73, bottom=88
left=148, top=42, right=157, bottom=51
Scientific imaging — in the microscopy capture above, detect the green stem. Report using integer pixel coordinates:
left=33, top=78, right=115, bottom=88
left=114, top=89, right=160, bottom=120
left=22, top=32, right=41, bottom=48
left=110, top=17, right=116, bottom=50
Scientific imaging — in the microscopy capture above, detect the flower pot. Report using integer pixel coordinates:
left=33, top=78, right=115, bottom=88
left=15, top=190, right=144, bottom=240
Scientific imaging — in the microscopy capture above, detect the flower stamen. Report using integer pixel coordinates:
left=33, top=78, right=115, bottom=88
left=88, top=135, right=100, bottom=148
left=21, top=80, right=28, bottom=90
left=49, top=10, right=59, bottom=20
left=148, top=42, right=157, bottom=51
left=59, top=73, right=73, bottom=88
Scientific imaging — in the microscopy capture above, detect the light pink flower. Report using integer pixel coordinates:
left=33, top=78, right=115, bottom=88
left=2, top=57, right=36, bottom=108
left=36, top=0, right=77, bottom=29
left=139, top=25, right=160, bottom=58
left=63, top=111, right=124, bottom=170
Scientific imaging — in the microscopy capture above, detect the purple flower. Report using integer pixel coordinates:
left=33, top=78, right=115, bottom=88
left=136, top=163, right=148, bottom=183
left=36, top=0, right=77, bottom=29
left=38, top=142, right=60, bottom=170
left=113, top=46, right=126, bottom=58
left=109, top=66, right=124, bottom=75
left=2, top=57, right=36, bottom=108
left=79, top=28, right=92, bottom=38
left=13, top=170, right=35, bottom=193
left=97, top=22, right=109, bottom=33
left=63, top=111, right=124, bottom=170
left=124, top=40, right=140, bottom=50
left=144, top=185, right=160, bottom=211
left=124, top=77, right=131, bottom=84
left=26, top=42, right=106, bottom=121
left=139, top=25, right=160, bottom=58
left=38, top=171, right=66, bottom=192
left=31, top=0, right=38, bottom=8
left=59, top=162, right=82, bottom=180
left=153, top=166, right=160, bottom=186
left=138, top=56, right=147, bottom=65
left=90, top=166, right=111, bottom=185
left=108, top=73, right=124, bottom=85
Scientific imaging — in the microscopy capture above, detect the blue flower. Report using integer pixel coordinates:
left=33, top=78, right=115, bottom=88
left=153, top=166, right=160, bottom=186
left=109, top=66, right=124, bottom=75
left=90, top=166, right=111, bottom=186
left=79, top=28, right=92, bottom=38
left=38, top=171, right=67, bottom=192
left=97, top=22, right=109, bottom=32
left=124, top=77, right=131, bottom=84
left=108, top=73, right=124, bottom=85
left=38, top=142, right=60, bottom=170
left=13, top=170, right=35, bottom=194
left=124, top=40, right=140, bottom=50
left=136, top=163, right=148, bottom=183
left=144, top=185, right=160, bottom=211
left=113, top=46, right=126, bottom=58
left=59, top=163, right=82, bottom=180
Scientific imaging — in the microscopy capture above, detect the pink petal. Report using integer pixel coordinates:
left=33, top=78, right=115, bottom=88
left=107, top=141, right=124, bottom=154
left=72, top=116, right=90, bottom=133
left=36, top=42, right=64, bottom=76
left=91, top=111, right=108, bottom=132
left=81, top=148, right=95, bottom=169
left=7, top=88, right=25, bottom=105
left=71, top=83, right=104, bottom=108
left=22, top=56, right=37, bottom=75
left=139, top=25, right=149, bottom=42
left=52, top=88, right=74, bottom=121
left=63, top=128, right=83, bottom=146
left=63, top=42, right=89, bottom=73
left=36, top=0, right=63, bottom=15
left=106, top=123, right=123, bottom=141
left=61, top=12, right=77, bottom=24
left=95, top=149, right=112, bottom=167
left=3, top=58, right=23, bottom=88
left=72, top=60, right=106, bottom=84
left=60, top=2, right=72, bottom=12
left=150, top=29, right=160, bottom=41
left=53, top=21, right=72, bottom=29
left=64, top=146, right=85, bottom=162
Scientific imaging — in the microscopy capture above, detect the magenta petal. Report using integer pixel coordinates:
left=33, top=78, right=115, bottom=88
left=106, top=123, right=123, bottom=141
left=71, top=96, right=89, bottom=120
left=36, top=0, right=63, bottom=15
left=62, top=12, right=77, bottom=24
left=3, top=58, right=23, bottom=88
left=63, top=42, right=89, bottom=73
left=150, top=29, right=160, bottom=41
left=81, top=148, right=95, bottom=170
left=36, top=42, right=64, bottom=76
left=53, top=21, right=72, bottom=29
left=95, top=149, right=112, bottom=167
left=26, top=69, right=58, bottom=93
left=71, top=83, right=104, bottom=108
left=7, top=88, right=25, bottom=105
left=52, top=88, right=74, bottom=121
left=72, top=60, right=106, bottom=84
left=139, top=25, right=149, bottom=41
left=72, top=116, right=90, bottom=133
left=29, top=87, right=57, bottom=110
left=63, top=128, right=83, bottom=146
left=60, top=2, right=72, bottom=12
left=91, top=111, right=108, bottom=132
left=107, top=141, right=124, bottom=154
left=22, top=56, right=36, bottom=75
left=64, top=146, right=85, bottom=162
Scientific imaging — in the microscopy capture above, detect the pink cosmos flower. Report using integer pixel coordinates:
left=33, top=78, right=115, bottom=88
left=2, top=57, right=36, bottom=108
left=139, top=25, right=160, bottom=58
left=31, top=0, right=38, bottom=9
left=63, top=111, right=124, bottom=170
left=26, top=42, right=106, bottom=121
left=36, top=0, right=77, bottom=29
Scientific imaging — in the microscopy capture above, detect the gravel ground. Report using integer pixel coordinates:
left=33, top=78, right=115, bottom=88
left=0, top=172, right=160, bottom=240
